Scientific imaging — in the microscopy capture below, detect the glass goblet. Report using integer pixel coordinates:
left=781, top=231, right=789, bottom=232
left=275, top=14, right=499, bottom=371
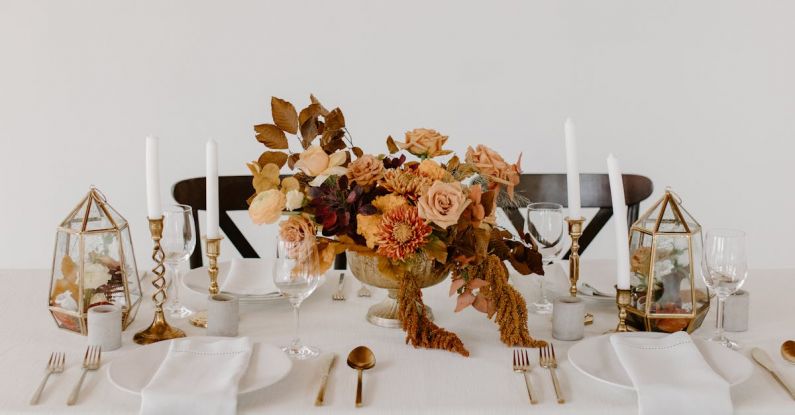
left=161, top=204, right=196, bottom=319
left=273, top=236, right=321, bottom=360
left=526, top=202, right=565, bottom=314
left=701, top=229, right=748, bottom=349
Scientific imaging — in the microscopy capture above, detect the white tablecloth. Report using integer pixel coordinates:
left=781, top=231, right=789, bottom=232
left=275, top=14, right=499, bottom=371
left=3, top=261, right=794, bottom=414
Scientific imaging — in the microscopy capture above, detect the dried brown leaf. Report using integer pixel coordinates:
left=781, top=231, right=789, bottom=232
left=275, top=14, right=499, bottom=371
left=287, top=153, right=300, bottom=170
left=324, top=108, right=345, bottom=131
left=254, top=124, right=288, bottom=149
left=258, top=151, right=288, bottom=169
left=386, top=135, right=399, bottom=154
left=321, top=129, right=347, bottom=153
left=298, top=103, right=322, bottom=125
left=271, top=97, right=298, bottom=134
left=352, top=146, right=364, bottom=158
left=310, top=94, right=330, bottom=116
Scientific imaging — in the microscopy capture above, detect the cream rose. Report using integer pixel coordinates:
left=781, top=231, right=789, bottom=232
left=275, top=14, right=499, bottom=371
left=284, top=189, right=305, bottom=211
left=347, top=154, right=384, bottom=186
left=399, top=128, right=452, bottom=158
left=278, top=214, right=316, bottom=245
left=249, top=189, right=286, bottom=224
left=82, top=262, right=111, bottom=289
left=418, top=181, right=471, bottom=228
left=294, top=145, right=348, bottom=186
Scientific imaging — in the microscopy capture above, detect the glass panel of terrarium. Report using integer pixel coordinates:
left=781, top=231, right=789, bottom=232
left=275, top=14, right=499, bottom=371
left=677, top=203, right=701, bottom=234
left=650, top=235, right=692, bottom=314
left=629, top=230, right=653, bottom=309
left=60, top=196, right=90, bottom=231
left=636, top=197, right=663, bottom=232
left=657, top=199, right=687, bottom=233
left=690, top=230, right=709, bottom=311
left=50, top=231, right=81, bottom=313
left=120, top=227, right=141, bottom=316
left=83, top=197, right=116, bottom=231
left=81, top=233, right=124, bottom=312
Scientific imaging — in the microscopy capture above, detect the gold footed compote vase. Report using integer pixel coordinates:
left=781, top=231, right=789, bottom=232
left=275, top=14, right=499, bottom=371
left=346, top=251, right=449, bottom=328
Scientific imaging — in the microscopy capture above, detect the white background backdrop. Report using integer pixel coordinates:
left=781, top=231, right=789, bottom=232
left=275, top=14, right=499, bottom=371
left=1, top=0, right=792, bottom=269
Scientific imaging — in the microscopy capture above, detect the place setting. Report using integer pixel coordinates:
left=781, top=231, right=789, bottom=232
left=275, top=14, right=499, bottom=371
left=29, top=94, right=794, bottom=415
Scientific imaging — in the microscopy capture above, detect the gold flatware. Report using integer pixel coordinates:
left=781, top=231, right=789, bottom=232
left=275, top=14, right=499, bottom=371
left=347, top=346, right=376, bottom=407
left=315, top=353, right=337, bottom=406
left=752, top=347, right=795, bottom=400
left=539, top=344, right=564, bottom=404
left=357, top=283, right=372, bottom=298
left=512, top=348, right=538, bottom=404
left=30, top=352, right=65, bottom=405
left=332, top=273, right=346, bottom=301
left=781, top=341, right=795, bottom=364
left=67, top=346, right=101, bottom=405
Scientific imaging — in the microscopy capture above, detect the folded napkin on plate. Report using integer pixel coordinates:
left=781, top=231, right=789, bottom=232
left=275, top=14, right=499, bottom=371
left=221, top=259, right=275, bottom=296
left=610, top=332, right=732, bottom=415
left=140, top=337, right=253, bottom=415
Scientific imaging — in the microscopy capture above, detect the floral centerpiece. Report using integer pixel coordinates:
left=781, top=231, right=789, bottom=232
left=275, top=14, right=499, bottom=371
left=246, top=95, right=547, bottom=356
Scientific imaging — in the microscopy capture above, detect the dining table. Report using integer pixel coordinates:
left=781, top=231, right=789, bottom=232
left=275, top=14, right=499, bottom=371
left=2, top=259, right=794, bottom=414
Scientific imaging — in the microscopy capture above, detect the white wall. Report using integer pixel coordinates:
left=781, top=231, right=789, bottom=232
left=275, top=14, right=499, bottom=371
left=1, top=0, right=793, bottom=270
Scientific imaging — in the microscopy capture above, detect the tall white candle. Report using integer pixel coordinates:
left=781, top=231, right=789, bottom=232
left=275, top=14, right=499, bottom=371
left=145, top=136, right=162, bottom=219
left=564, top=118, right=581, bottom=219
left=206, top=139, right=220, bottom=239
left=607, top=154, right=631, bottom=290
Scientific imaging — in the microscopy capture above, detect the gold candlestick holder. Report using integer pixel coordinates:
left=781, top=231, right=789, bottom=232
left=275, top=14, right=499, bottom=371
left=189, top=236, right=223, bottom=328
left=565, top=217, right=586, bottom=298
left=134, top=218, right=186, bottom=345
left=615, top=287, right=632, bottom=333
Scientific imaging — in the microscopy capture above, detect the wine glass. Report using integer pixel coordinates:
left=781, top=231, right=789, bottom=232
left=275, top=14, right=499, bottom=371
left=273, top=236, right=321, bottom=360
left=161, top=204, right=196, bottom=319
left=701, top=229, right=748, bottom=349
left=526, top=202, right=565, bottom=314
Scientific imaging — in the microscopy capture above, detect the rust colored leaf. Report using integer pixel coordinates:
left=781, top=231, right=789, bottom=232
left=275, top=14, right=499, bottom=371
left=321, top=129, right=346, bottom=153
left=386, top=135, right=399, bottom=154
left=254, top=124, right=288, bottom=149
left=299, top=119, right=318, bottom=148
left=258, top=151, right=288, bottom=169
left=324, top=108, right=345, bottom=131
left=287, top=153, right=300, bottom=170
left=310, top=94, right=330, bottom=116
left=352, top=146, right=364, bottom=158
left=271, top=97, right=298, bottom=134
left=298, top=103, right=322, bottom=125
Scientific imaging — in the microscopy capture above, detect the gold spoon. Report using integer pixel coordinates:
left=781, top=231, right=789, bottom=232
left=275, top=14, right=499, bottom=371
left=781, top=340, right=795, bottom=364
left=347, top=346, right=376, bottom=407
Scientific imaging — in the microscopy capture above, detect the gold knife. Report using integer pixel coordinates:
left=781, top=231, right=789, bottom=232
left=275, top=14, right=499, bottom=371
left=315, top=353, right=337, bottom=406
left=751, top=347, right=795, bottom=400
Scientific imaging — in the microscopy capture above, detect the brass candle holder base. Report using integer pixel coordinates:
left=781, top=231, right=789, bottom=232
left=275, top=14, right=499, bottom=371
left=565, top=216, right=586, bottom=298
left=189, top=236, right=222, bottom=329
left=614, top=287, right=632, bottom=333
left=134, top=218, right=186, bottom=345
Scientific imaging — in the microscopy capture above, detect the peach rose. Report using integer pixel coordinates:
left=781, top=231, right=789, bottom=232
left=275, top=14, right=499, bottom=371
left=398, top=128, right=452, bottom=158
left=278, top=214, right=316, bottom=245
left=347, top=154, right=384, bottom=186
left=418, top=181, right=471, bottom=228
left=465, top=145, right=521, bottom=198
left=294, top=145, right=348, bottom=186
left=249, top=189, right=286, bottom=224
left=417, top=159, right=447, bottom=181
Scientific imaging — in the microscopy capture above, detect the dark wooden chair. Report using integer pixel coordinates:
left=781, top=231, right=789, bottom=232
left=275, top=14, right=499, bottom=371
left=173, top=173, right=652, bottom=267
left=503, top=173, right=653, bottom=259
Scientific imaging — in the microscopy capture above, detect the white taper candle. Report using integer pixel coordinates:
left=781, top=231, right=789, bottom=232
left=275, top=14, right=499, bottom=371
left=145, top=136, right=162, bottom=219
left=564, top=118, right=581, bottom=219
left=206, top=139, right=220, bottom=239
left=607, top=154, right=631, bottom=290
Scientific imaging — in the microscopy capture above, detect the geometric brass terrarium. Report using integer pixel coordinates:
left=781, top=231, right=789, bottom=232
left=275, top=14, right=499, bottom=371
left=625, top=188, right=710, bottom=333
left=48, top=187, right=142, bottom=335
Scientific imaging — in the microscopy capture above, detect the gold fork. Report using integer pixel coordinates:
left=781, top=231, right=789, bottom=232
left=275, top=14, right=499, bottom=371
left=30, top=352, right=65, bottom=405
left=540, top=344, right=564, bottom=404
left=512, top=349, right=538, bottom=404
left=67, top=346, right=101, bottom=405
left=332, top=273, right=346, bottom=301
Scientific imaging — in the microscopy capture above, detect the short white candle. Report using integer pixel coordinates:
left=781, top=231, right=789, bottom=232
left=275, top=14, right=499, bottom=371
left=564, top=118, right=581, bottom=219
left=206, top=140, right=220, bottom=239
left=145, top=136, right=162, bottom=219
left=607, top=154, right=631, bottom=290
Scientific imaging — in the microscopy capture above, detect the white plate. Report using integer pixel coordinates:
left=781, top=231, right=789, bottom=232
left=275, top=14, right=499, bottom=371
left=183, top=260, right=284, bottom=302
left=576, top=282, right=616, bottom=303
left=107, top=337, right=292, bottom=395
left=568, top=332, right=753, bottom=390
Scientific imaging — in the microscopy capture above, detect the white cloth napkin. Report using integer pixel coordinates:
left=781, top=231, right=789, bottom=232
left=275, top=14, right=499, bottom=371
left=610, top=332, right=732, bottom=415
left=140, top=337, right=253, bottom=415
left=220, top=259, right=276, bottom=296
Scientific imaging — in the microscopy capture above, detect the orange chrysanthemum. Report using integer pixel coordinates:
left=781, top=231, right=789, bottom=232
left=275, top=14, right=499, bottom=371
left=375, top=205, right=431, bottom=261
left=380, top=169, right=431, bottom=201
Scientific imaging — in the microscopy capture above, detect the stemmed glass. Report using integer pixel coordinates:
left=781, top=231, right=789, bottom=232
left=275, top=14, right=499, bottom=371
left=273, top=236, right=321, bottom=360
left=701, top=229, right=748, bottom=349
left=161, top=204, right=196, bottom=319
left=526, top=202, right=565, bottom=314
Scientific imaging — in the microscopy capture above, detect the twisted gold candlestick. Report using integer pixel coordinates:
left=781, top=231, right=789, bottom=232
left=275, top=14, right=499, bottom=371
left=615, top=287, right=631, bottom=333
left=566, top=217, right=585, bottom=297
left=189, top=236, right=222, bottom=328
left=134, top=218, right=186, bottom=345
